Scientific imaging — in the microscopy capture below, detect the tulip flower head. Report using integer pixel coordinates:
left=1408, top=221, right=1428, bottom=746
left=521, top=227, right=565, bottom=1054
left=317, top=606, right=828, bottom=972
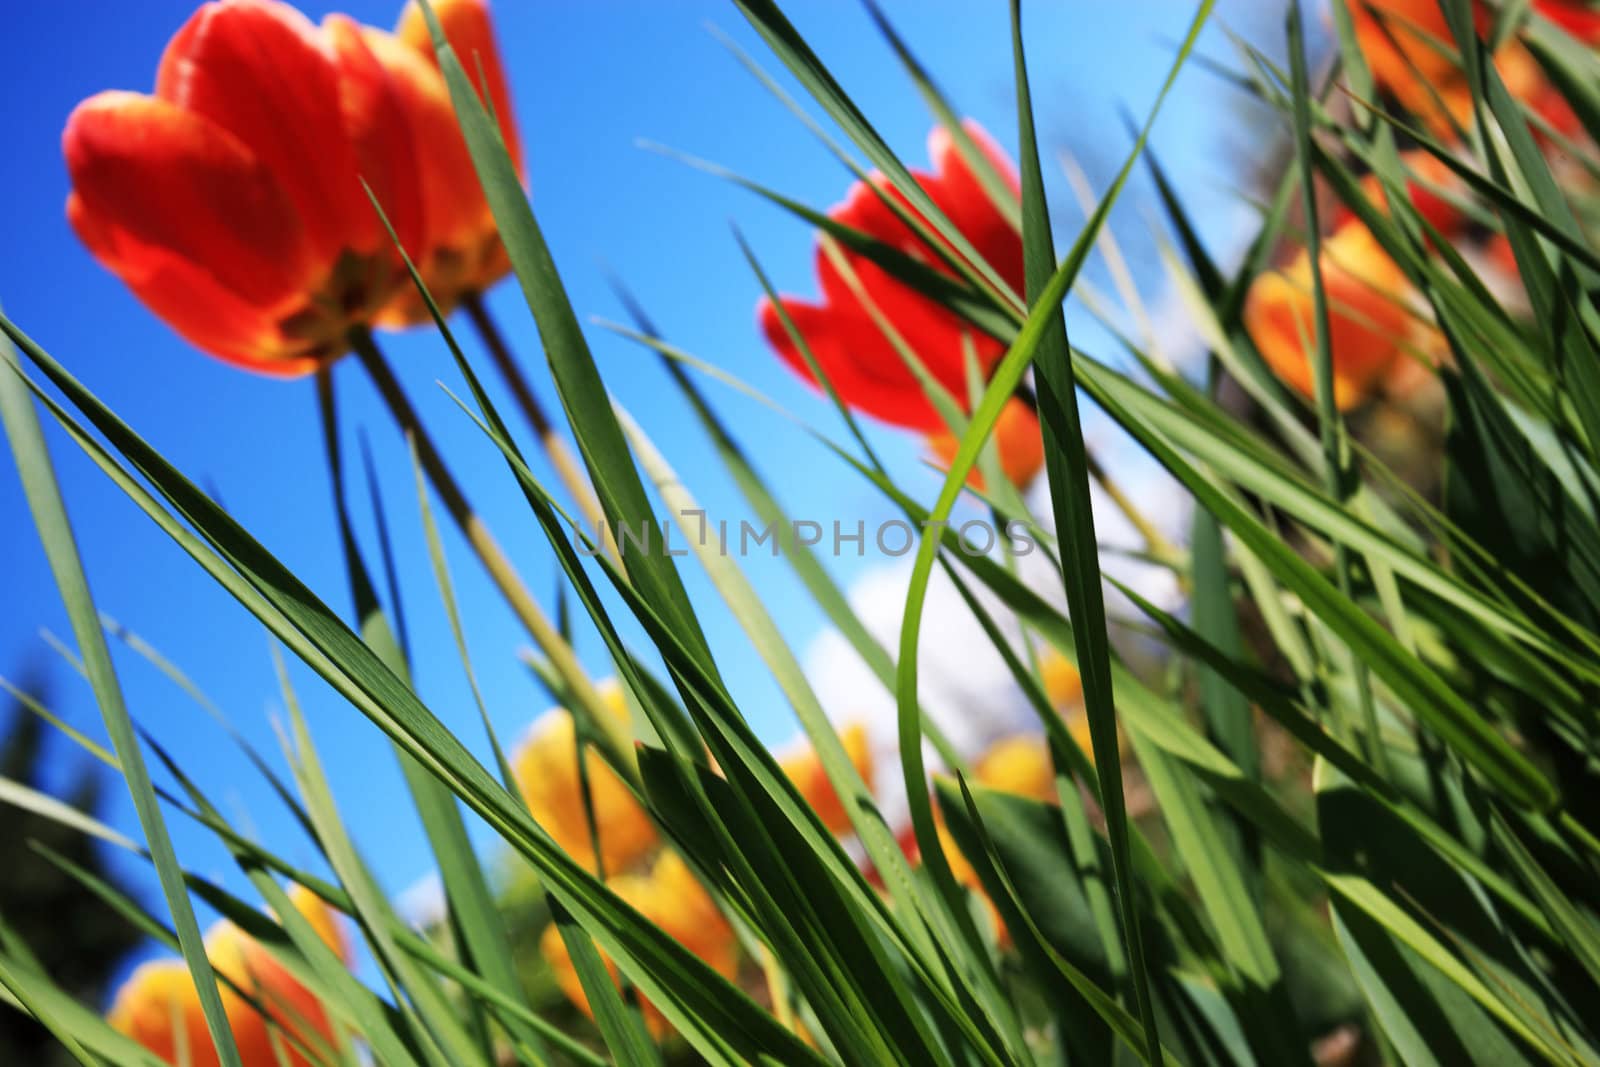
left=108, top=885, right=349, bottom=1067
left=64, top=0, right=430, bottom=375
left=759, top=122, right=1045, bottom=487
left=540, top=851, right=737, bottom=1039
left=512, top=679, right=658, bottom=875
left=1245, top=220, right=1432, bottom=409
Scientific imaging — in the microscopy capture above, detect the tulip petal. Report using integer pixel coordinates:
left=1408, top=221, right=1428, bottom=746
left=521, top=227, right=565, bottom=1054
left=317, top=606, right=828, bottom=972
left=512, top=683, right=657, bottom=874
left=324, top=16, right=425, bottom=266
left=924, top=121, right=1025, bottom=298
left=156, top=0, right=375, bottom=264
left=361, top=24, right=496, bottom=319
left=397, top=0, right=522, bottom=173
left=1538, top=0, right=1600, bottom=44
left=814, top=179, right=1007, bottom=401
left=759, top=294, right=951, bottom=431
left=64, top=92, right=312, bottom=309
left=108, top=959, right=221, bottom=1067
left=1245, top=225, right=1418, bottom=410
left=70, top=192, right=328, bottom=376
left=925, top=397, right=1044, bottom=490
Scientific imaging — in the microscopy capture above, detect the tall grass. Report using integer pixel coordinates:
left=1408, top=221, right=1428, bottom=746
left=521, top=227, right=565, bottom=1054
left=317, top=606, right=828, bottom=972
left=4, top=0, right=1600, bottom=1064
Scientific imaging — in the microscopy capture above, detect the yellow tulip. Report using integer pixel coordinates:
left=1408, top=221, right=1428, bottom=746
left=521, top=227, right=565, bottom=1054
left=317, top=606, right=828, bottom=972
left=512, top=679, right=658, bottom=875
left=540, top=851, right=737, bottom=1038
left=108, top=885, right=348, bottom=1067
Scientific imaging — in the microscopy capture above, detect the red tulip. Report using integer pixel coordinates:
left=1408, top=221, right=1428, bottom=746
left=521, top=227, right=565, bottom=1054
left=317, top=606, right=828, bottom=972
left=1333, top=151, right=1467, bottom=238
left=397, top=0, right=522, bottom=172
left=759, top=122, right=1043, bottom=484
left=1537, top=1, right=1600, bottom=45
left=64, top=0, right=425, bottom=375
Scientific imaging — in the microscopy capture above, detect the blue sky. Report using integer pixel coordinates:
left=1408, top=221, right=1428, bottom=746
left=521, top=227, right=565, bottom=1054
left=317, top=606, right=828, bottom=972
left=0, top=0, right=1284, bottom=985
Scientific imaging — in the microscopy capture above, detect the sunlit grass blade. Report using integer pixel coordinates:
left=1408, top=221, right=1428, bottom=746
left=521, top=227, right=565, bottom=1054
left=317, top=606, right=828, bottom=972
left=274, top=663, right=492, bottom=1067
left=141, top=725, right=427, bottom=1067
left=548, top=899, right=663, bottom=1066
left=996, top=2, right=1215, bottom=1055
left=442, top=382, right=1010, bottom=1066
left=640, top=142, right=1018, bottom=344
left=857, top=0, right=1021, bottom=232
left=424, top=298, right=953, bottom=1062
left=723, top=1, right=1023, bottom=313
left=617, top=403, right=1029, bottom=1059
left=942, top=777, right=1181, bottom=1067
left=1126, top=737, right=1309, bottom=1066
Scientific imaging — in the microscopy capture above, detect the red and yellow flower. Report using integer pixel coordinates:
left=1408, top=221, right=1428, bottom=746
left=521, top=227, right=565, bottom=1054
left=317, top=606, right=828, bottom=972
left=64, top=0, right=523, bottom=371
left=64, top=0, right=427, bottom=375
left=108, top=885, right=349, bottom=1067
left=759, top=122, right=1044, bottom=487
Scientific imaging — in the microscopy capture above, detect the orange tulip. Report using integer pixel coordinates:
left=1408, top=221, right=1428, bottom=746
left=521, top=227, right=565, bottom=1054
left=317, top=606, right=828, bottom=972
left=109, top=886, right=349, bottom=1067
left=512, top=680, right=658, bottom=875
left=776, top=721, right=874, bottom=834
left=1346, top=0, right=1574, bottom=140
left=1244, top=220, right=1428, bottom=409
left=64, top=0, right=426, bottom=375
left=384, top=0, right=520, bottom=322
left=540, top=851, right=737, bottom=1039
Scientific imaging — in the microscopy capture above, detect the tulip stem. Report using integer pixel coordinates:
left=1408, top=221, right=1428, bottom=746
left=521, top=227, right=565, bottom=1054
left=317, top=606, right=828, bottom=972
left=349, top=327, right=615, bottom=757
left=462, top=292, right=617, bottom=562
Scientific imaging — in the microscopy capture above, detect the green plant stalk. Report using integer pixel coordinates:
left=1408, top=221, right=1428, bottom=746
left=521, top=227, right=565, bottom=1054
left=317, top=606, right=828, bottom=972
left=347, top=327, right=629, bottom=769
left=461, top=292, right=618, bottom=563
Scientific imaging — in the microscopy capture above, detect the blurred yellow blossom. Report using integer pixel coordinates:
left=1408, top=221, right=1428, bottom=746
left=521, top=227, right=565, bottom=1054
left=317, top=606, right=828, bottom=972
left=512, top=679, right=657, bottom=875
left=108, top=885, right=348, bottom=1067
left=540, top=851, right=737, bottom=1038
left=974, top=736, right=1055, bottom=803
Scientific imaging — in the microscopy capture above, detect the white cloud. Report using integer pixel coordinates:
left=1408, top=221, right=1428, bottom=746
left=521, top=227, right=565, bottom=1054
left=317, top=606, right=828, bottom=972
left=801, top=461, right=1190, bottom=830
